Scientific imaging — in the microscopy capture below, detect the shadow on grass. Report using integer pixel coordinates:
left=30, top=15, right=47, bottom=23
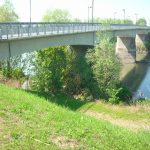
left=28, top=90, right=95, bottom=111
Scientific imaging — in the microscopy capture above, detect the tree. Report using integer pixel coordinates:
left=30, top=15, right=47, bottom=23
left=92, top=18, right=133, bottom=25
left=86, top=31, right=120, bottom=98
left=72, top=18, right=82, bottom=22
left=136, top=18, right=147, bottom=26
left=0, top=0, right=18, bottom=22
left=34, top=46, right=68, bottom=93
left=124, top=19, right=133, bottom=24
left=42, top=9, right=71, bottom=22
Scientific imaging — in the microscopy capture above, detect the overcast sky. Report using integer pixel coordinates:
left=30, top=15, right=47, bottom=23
left=0, top=0, right=149, bottom=24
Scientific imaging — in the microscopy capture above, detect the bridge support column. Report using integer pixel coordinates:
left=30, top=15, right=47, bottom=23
left=136, top=34, right=149, bottom=52
left=116, top=36, right=136, bottom=63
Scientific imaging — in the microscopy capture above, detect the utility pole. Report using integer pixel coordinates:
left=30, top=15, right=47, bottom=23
left=135, top=13, right=138, bottom=25
left=114, top=12, right=117, bottom=23
left=122, top=9, right=125, bottom=24
left=88, top=6, right=92, bottom=23
left=92, top=0, right=94, bottom=24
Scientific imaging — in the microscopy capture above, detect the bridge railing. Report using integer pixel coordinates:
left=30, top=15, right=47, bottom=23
left=0, top=22, right=150, bottom=40
left=0, top=22, right=101, bottom=40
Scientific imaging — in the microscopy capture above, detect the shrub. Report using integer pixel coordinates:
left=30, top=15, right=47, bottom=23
left=107, top=88, right=122, bottom=104
left=107, top=85, right=132, bottom=104
left=12, top=68, right=25, bottom=80
left=34, top=46, right=67, bottom=93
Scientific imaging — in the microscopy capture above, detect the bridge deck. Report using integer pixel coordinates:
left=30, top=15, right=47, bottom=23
left=0, top=22, right=149, bottom=40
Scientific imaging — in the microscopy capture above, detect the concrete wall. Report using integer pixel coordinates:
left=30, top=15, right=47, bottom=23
left=116, top=36, right=136, bottom=63
left=136, top=34, right=148, bottom=51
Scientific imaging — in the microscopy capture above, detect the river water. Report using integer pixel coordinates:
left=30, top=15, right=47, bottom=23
left=120, top=63, right=150, bottom=99
left=120, top=62, right=150, bottom=100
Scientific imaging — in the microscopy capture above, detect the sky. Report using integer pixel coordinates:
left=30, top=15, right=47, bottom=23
left=0, top=0, right=150, bottom=24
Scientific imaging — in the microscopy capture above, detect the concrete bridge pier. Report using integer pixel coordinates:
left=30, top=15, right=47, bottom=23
left=116, top=36, right=136, bottom=63
left=136, top=34, right=149, bottom=52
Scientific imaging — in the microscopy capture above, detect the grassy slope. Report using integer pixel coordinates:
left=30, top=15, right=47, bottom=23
left=0, top=84, right=150, bottom=150
left=41, top=93, right=150, bottom=123
left=78, top=101, right=150, bottom=123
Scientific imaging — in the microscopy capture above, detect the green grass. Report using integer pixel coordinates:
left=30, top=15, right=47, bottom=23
left=78, top=101, right=150, bottom=122
left=0, top=84, right=150, bottom=150
left=31, top=91, right=150, bottom=123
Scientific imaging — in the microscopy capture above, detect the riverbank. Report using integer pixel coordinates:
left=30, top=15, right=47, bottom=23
left=0, top=83, right=150, bottom=149
left=79, top=100, right=150, bottom=131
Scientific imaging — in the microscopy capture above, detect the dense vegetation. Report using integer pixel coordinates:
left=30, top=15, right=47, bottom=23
left=31, top=30, right=130, bottom=103
left=0, top=30, right=132, bottom=103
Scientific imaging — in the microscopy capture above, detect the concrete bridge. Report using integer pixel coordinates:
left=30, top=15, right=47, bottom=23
left=0, top=22, right=150, bottom=63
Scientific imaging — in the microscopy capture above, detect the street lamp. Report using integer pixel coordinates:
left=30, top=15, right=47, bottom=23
left=92, top=0, right=94, bottom=24
left=88, top=6, right=92, bottom=23
left=30, top=0, right=31, bottom=23
left=122, top=9, right=125, bottom=24
left=135, top=13, right=138, bottom=24
left=114, top=12, right=117, bottom=22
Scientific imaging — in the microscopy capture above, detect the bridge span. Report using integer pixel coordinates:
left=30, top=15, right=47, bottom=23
left=0, top=22, right=150, bottom=63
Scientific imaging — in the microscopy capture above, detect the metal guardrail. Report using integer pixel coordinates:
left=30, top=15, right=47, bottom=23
left=0, top=22, right=149, bottom=40
left=0, top=22, right=100, bottom=40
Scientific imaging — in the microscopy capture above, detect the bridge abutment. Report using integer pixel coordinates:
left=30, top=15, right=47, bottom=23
left=116, top=36, right=136, bottom=63
left=136, top=34, right=149, bottom=52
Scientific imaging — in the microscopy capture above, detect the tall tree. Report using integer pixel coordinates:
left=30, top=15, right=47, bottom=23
left=42, top=9, right=71, bottom=22
left=0, top=0, right=18, bottom=22
left=136, top=18, right=147, bottom=26
left=86, top=31, right=120, bottom=98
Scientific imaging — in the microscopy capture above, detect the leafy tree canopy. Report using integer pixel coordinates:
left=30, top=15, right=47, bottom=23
left=42, top=9, right=72, bottom=22
left=136, top=18, right=147, bottom=26
left=0, top=0, right=18, bottom=22
left=92, top=18, right=133, bottom=25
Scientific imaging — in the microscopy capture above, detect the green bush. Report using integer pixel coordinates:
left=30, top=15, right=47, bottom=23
left=107, top=85, right=132, bottom=104
left=116, top=85, right=132, bottom=102
left=12, top=68, right=25, bottom=80
left=107, top=88, right=121, bottom=104
left=34, top=46, right=67, bottom=93
left=2, top=67, right=13, bottom=78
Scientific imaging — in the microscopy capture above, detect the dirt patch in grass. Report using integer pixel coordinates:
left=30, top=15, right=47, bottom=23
left=0, top=117, right=12, bottom=145
left=82, top=110, right=150, bottom=131
left=0, top=78, right=21, bottom=88
left=0, top=117, right=5, bottom=134
left=51, top=135, right=79, bottom=149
